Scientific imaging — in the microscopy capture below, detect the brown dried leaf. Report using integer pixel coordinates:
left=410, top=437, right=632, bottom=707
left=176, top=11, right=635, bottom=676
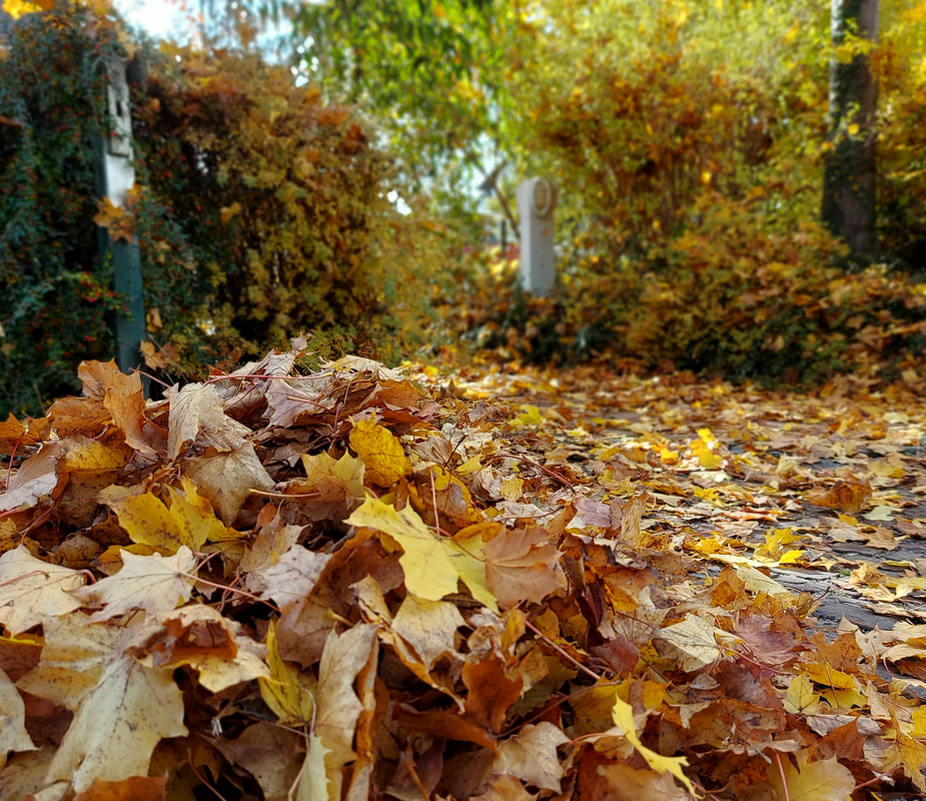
left=804, top=480, right=872, bottom=514
left=219, top=722, right=303, bottom=801
left=184, top=443, right=274, bottom=523
left=73, top=775, right=168, bottom=801
left=493, top=722, right=569, bottom=793
left=0, top=412, right=50, bottom=454
left=483, top=525, right=567, bottom=608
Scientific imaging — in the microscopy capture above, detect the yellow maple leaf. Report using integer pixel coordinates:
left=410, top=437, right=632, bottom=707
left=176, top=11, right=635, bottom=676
left=101, top=479, right=234, bottom=552
left=258, top=621, right=315, bottom=726
left=820, top=685, right=866, bottom=709
left=611, top=696, right=694, bottom=794
left=493, top=722, right=570, bottom=793
left=349, top=417, right=410, bottom=487
left=804, top=662, right=858, bottom=690
left=167, top=477, right=239, bottom=544
left=345, top=495, right=496, bottom=609
left=784, top=674, right=818, bottom=714
left=912, top=705, right=926, bottom=738
left=754, top=527, right=804, bottom=563
left=660, top=447, right=679, bottom=464
left=691, top=428, right=723, bottom=469
left=511, top=404, right=544, bottom=427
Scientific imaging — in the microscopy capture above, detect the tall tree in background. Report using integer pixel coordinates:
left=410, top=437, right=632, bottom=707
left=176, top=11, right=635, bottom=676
left=822, top=0, right=879, bottom=258
left=278, top=0, right=514, bottom=222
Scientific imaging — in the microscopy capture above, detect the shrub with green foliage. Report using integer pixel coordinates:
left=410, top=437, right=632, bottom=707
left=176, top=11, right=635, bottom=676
left=133, top=45, right=401, bottom=364
left=0, top=3, right=450, bottom=415
left=0, top=4, right=123, bottom=413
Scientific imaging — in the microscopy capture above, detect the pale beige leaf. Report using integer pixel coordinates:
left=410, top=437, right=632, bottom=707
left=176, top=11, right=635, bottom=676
left=315, top=624, right=378, bottom=801
left=211, top=349, right=298, bottom=413
left=265, top=377, right=338, bottom=429
left=0, top=545, right=86, bottom=634
left=494, top=722, right=569, bottom=793
left=325, top=354, right=406, bottom=380
left=353, top=576, right=464, bottom=704
left=0, top=667, right=35, bottom=754
left=762, top=750, right=855, bottom=801
left=344, top=619, right=379, bottom=801
left=240, top=517, right=302, bottom=575
left=296, top=733, right=331, bottom=801
left=188, top=634, right=270, bottom=693
left=71, top=548, right=196, bottom=623
left=16, top=612, right=121, bottom=709
left=167, top=382, right=250, bottom=460
left=391, top=594, right=464, bottom=668
left=589, top=762, right=694, bottom=801
left=736, top=566, right=792, bottom=597
left=654, top=613, right=722, bottom=672
left=46, top=653, right=187, bottom=792
left=470, top=774, right=535, bottom=801
left=257, top=546, right=331, bottom=608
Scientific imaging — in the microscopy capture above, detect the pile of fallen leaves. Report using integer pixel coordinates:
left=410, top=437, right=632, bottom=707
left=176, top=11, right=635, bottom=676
left=0, top=348, right=925, bottom=801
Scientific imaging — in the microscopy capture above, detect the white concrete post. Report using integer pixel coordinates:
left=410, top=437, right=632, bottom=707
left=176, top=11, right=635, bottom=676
left=96, top=54, right=145, bottom=374
left=517, top=177, right=557, bottom=296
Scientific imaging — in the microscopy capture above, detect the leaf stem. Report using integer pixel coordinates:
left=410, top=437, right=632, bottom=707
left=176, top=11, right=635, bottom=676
left=524, top=618, right=602, bottom=682
left=187, top=748, right=229, bottom=801
left=773, top=751, right=791, bottom=801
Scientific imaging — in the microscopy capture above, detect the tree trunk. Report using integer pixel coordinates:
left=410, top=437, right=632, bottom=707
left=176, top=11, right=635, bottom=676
left=821, top=0, right=879, bottom=259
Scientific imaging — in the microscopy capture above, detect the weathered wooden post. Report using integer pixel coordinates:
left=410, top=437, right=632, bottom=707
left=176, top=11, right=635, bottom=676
left=95, top=53, right=145, bottom=374
left=517, top=177, right=557, bottom=296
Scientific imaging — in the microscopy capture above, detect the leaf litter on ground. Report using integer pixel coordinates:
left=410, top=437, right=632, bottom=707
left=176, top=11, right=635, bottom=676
left=0, top=347, right=925, bottom=800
